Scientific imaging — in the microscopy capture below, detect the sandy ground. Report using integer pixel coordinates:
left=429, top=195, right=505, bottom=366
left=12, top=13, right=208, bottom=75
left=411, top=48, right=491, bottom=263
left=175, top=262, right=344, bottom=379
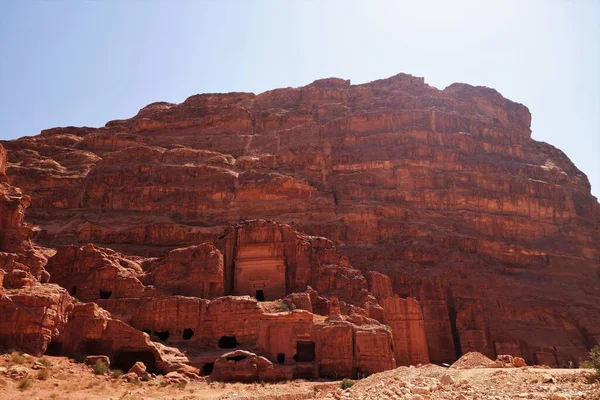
left=0, top=353, right=598, bottom=400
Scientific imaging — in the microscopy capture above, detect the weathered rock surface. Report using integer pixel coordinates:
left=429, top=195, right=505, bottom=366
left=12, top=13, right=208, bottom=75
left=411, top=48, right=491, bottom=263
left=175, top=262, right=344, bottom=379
left=0, top=284, right=73, bottom=355
left=0, top=73, right=599, bottom=370
left=45, top=244, right=145, bottom=301
left=210, top=350, right=279, bottom=382
left=51, top=302, right=190, bottom=373
left=144, top=243, right=224, bottom=298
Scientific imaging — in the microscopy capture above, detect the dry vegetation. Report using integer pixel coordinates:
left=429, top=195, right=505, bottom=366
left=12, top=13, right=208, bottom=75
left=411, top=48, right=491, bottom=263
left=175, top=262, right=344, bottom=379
left=0, top=352, right=598, bottom=400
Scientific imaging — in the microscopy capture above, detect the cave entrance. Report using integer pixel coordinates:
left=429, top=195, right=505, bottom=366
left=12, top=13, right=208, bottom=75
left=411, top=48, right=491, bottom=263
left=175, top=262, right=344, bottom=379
left=79, top=339, right=108, bottom=356
left=255, top=290, right=265, bottom=302
left=226, top=355, right=247, bottom=362
left=182, top=328, right=194, bottom=340
left=99, top=290, right=112, bottom=300
left=70, top=286, right=77, bottom=296
left=277, top=353, right=285, bottom=364
left=202, top=362, right=214, bottom=375
left=218, top=336, right=239, bottom=349
left=142, top=329, right=152, bottom=335
left=112, top=350, right=158, bottom=374
left=293, top=342, right=315, bottom=362
left=156, top=331, right=170, bottom=342
left=45, top=340, right=63, bottom=356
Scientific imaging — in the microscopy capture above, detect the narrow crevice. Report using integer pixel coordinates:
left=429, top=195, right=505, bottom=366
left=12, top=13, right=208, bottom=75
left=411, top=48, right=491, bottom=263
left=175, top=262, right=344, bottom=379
left=332, top=189, right=339, bottom=206
left=447, top=295, right=462, bottom=360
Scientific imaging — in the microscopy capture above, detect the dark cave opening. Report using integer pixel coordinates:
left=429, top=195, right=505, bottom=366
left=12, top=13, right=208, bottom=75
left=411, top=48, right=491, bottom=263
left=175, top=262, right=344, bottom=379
left=79, top=339, right=109, bottom=356
left=202, top=362, right=214, bottom=375
left=218, top=336, right=239, bottom=349
left=156, top=331, right=170, bottom=341
left=99, top=289, right=112, bottom=300
left=112, top=350, right=158, bottom=374
left=293, top=342, right=315, bottom=362
left=45, top=340, right=63, bottom=356
left=182, top=328, right=194, bottom=340
left=277, top=353, right=285, bottom=364
left=255, top=289, right=265, bottom=302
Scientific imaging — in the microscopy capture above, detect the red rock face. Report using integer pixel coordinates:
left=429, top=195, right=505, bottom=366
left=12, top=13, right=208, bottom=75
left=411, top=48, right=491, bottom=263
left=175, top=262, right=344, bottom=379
left=45, top=244, right=146, bottom=301
left=0, top=284, right=72, bottom=355
left=0, top=73, right=599, bottom=369
left=144, top=243, right=224, bottom=298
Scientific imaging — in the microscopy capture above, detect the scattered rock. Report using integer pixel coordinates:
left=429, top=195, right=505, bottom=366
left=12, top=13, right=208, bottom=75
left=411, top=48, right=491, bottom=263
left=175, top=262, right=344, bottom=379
left=410, top=386, right=430, bottom=394
left=165, top=371, right=189, bottom=384
left=128, top=361, right=147, bottom=377
left=31, top=361, right=46, bottom=370
left=450, top=352, right=494, bottom=369
left=7, top=365, right=30, bottom=379
left=440, top=374, right=454, bottom=385
left=512, top=357, right=527, bottom=367
left=541, top=374, right=556, bottom=383
left=121, top=372, right=140, bottom=383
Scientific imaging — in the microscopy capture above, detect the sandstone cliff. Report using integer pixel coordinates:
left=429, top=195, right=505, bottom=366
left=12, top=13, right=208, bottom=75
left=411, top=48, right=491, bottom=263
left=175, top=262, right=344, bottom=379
left=1, top=73, right=599, bottom=368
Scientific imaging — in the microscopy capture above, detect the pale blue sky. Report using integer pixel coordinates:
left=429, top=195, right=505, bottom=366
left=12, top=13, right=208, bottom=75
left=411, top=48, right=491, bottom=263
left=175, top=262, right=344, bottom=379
left=1, top=1, right=598, bottom=197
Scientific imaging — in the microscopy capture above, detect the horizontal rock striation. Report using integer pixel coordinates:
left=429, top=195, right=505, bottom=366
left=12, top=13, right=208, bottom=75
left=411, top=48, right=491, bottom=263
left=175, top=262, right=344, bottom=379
left=1, top=73, right=599, bottom=368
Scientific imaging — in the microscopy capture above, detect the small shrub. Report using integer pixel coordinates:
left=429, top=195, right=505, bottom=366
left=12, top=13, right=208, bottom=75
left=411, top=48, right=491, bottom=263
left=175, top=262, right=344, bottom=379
left=110, top=369, right=124, bottom=378
left=92, top=359, right=108, bottom=375
left=158, top=379, right=169, bottom=387
left=176, top=380, right=188, bottom=389
left=11, top=352, right=26, bottom=364
left=36, top=368, right=50, bottom=380
left=340, top=378, right=355, bottom=390
left=37, top=358, right=52, bottom=367
left=276, top=302, right=296, bottom=312
left=18, top=377, right=34, bottom=390
left=141, top=374, right=150, bottom=382
left=581, top=359, right=594, bottom=369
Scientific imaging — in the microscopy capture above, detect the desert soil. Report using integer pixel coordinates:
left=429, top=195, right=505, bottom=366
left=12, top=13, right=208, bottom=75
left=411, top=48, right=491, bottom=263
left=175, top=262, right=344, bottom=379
left=0, top=353, right=598, bottom=400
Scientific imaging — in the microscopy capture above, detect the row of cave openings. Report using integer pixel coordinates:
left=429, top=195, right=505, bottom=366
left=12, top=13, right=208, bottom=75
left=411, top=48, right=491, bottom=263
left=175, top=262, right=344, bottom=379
left=70, top=289, right=268, bottom=302
left=200, top=339, right=316, bottom=376
left=137, top=331, right=315, bottom=364
left=45, top=339, right=159, bottom=374
left=142, top=328, right=195, bottom=342
left=45, top=336, right=316, bottom=378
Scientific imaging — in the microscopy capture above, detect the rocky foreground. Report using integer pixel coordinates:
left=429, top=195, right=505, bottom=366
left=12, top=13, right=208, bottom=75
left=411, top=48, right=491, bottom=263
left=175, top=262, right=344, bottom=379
left=0, top=352, right=598, bottom=400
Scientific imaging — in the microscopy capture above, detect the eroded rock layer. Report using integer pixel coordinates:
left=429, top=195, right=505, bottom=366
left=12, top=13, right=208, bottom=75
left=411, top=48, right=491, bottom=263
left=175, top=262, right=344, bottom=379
left=2, top=73, right=599, bottom=368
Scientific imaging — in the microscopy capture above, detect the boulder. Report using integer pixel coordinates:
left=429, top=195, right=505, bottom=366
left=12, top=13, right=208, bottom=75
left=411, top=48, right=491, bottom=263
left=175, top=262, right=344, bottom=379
left=128, top=361, right=147, bottom=377
left=440, top=374, right=454, bottom=385
left=7, top=365, right=30, bottom=380
left=210, top=350, right=274, bottom=383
